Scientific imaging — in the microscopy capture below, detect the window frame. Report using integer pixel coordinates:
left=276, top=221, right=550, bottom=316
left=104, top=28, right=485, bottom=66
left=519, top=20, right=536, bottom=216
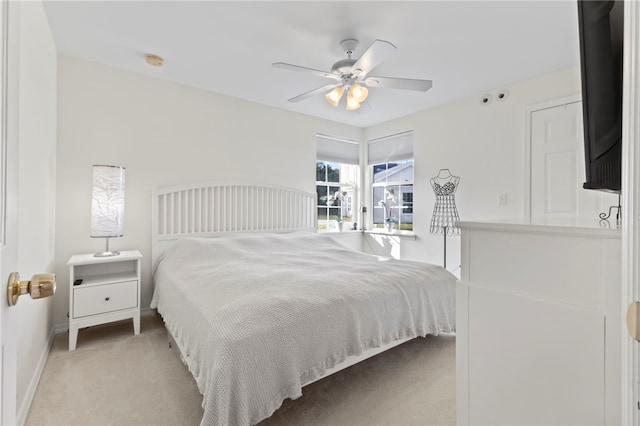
left=315, top=160, right=359, bottom=232
left=370, top=159, right=414, bottom=232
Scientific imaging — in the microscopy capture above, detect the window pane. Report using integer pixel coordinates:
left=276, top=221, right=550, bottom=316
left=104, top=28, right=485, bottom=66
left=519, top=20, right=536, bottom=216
left=400, top=183, right=413, bottom=230
left=326, top=162, right=340, bottom=182
left=387, top=162, right=411, bottom=183
left=328, top=186, right=340, bottom=206
left=340, top=188, right=352, bottom=219
left=386, top=185, right=400, bottom=222
left=317, top=185, right=327, bottom=206
left=402, top=186, right=414, bottom=214
left=316, top=161, right=326, bottom=182
left=328, top=207, right=341, bottom=220
left=403, top=159, right=413, bottom=182
left=372, top=163, right=387, bottom=183
left=315, top=159, right=359, bottom=232
left=372, top=186, right=385, bottom=224
left=399, top=160, right=413, bottom=182
left=317, top=207, right=328, bottom=230
left=371, top=161, right=414, bottom=231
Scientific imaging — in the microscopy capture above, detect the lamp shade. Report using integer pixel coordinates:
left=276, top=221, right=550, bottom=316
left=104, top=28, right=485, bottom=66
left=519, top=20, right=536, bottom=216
left=349, top=83, right=368, bottom=103
left=90, top=165, right=125, bottom=238
left=346, top=92, right=361, bottom=111
left=325, top=86, right=344, bottom=107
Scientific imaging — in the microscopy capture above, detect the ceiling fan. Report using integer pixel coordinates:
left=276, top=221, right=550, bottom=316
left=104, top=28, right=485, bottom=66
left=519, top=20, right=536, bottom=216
left=273, top=39, right=433, bottom=111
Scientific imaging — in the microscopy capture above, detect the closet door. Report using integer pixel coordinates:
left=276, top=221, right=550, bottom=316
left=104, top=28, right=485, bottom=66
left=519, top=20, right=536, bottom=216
left=530, top=101, right=619, bottom=219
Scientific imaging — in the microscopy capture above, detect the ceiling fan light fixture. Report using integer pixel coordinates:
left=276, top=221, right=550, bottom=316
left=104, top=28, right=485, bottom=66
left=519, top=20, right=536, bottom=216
left=274, top=38, right=432, bottom=109
left=346, top=93, right=361, bottom=111
left=325, top=86, right=344, bottom=107
left=349, top=83, right=368, bottom=103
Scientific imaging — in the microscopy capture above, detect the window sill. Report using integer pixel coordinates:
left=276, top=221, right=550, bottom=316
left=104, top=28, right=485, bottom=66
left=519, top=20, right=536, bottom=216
left=364, top=229, right=417, bottom=240
left=318, top=229, right=361, bottom=235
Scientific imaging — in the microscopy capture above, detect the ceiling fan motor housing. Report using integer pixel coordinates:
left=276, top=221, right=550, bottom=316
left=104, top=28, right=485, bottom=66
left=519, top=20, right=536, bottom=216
left=340, top=39, right=359, bottom=55
left=331, top=59, right=357, bottom=76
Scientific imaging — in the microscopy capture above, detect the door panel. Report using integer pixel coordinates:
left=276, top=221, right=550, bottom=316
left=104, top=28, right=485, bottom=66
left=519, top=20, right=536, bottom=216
left=531, top=102, right=584, bottom=217
left=1, top=0, right=20, bottom=422
left=544, top=150, right=577, bottom=214
left=530, top=101, right=618, bottom=219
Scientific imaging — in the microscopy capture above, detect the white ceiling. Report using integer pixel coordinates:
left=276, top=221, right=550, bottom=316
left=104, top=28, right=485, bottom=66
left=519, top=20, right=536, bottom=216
left=42, top=1, right=580, bottom=128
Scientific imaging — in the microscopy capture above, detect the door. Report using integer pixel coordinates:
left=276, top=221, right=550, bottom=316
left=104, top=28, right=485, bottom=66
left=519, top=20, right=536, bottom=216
left=622, top=2, right=640, bottom=424
left=530, top=101, right=617, bottom=219
left=1, top=0, right=19, bottom=423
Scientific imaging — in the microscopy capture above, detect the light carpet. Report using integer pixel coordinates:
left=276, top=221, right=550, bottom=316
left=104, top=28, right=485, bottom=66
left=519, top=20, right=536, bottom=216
left=26, top=313, right=455, bottom=426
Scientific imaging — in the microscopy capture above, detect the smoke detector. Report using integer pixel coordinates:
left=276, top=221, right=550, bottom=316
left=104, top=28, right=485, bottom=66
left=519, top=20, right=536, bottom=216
left=145, top=54, right=164, bottom=67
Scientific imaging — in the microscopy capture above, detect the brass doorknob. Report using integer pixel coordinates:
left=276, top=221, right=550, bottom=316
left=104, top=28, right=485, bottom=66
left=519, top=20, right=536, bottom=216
left=7, top=272, right=56, bottom=306
left=627, top=301, right=640, bottom=341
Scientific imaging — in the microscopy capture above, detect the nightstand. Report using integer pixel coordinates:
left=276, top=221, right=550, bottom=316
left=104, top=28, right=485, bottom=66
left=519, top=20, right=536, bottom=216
left=67, top=250, right=142, bottom=351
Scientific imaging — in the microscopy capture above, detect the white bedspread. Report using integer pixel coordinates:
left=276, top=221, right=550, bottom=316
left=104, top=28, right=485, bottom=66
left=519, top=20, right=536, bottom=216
left=151, top=232, right=456, bottom=425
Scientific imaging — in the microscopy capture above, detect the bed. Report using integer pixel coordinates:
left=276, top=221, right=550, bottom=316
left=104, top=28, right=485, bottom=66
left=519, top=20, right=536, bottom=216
left=150, top=182, right=456, bottom=425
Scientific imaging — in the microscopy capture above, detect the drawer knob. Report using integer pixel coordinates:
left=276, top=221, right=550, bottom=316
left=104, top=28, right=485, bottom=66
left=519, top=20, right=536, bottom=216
left=105, top=297, right=110, bottom=301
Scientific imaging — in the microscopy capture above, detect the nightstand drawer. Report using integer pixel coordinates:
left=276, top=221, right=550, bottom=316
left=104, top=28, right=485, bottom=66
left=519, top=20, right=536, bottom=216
left=73, top=280, right=137, bottom=318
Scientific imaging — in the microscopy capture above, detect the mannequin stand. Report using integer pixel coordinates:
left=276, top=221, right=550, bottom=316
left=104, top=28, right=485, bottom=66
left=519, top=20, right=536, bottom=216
left=443, top=226, right=447, bottom=269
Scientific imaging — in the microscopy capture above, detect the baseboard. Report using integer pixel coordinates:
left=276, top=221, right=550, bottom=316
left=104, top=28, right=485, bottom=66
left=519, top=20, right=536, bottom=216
left=53, top=322, right=68, bottom=335
left=16, top=326, right=57, bottom=426
left=141, top=307, right=157, bottom=317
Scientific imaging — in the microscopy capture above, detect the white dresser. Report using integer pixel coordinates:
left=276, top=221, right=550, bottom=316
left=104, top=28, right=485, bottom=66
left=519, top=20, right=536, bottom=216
left=456, top=219, right=621, bottom=426
left=68, top=250, right=142, bottom=351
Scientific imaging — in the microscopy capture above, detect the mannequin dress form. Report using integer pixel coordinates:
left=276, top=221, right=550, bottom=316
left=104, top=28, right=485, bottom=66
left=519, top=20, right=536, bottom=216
left=430, top=169, right=460, bottom=268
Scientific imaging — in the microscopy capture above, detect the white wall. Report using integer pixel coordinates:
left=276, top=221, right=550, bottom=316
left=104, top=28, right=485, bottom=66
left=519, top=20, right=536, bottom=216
left=54, top=56, right=362, bottom=327
left=54, top=60, right=593, bottom=324
left=16, top=1, right=57, bottom=423
left=362, top=67, right=584, bottom=271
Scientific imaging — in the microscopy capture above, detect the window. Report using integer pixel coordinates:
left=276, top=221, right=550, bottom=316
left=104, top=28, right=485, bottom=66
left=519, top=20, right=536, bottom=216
left=402, top=192, right=414, bottom=214
left=371, top=160, right=414, bottom=231
left=316, top=134, right=360, bottom=232
left=367, top=131, right=414, bottom=232
left=316, top=161, right=359, bottom=231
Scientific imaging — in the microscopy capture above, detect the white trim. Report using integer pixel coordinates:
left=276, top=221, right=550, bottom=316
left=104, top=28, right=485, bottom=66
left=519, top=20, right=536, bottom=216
left=141, top=307, right=156, bottom=317
left=52, top=323, right=67, bottom=335
left=621, top=0, right=640, bottom=423
left=523, top=94, right=581, bottom=221
left=16, top=325, right=56, bottom=426
left=315, top=133, right=359, bottom=145
left=364, top=229, right=417, bottom=239
left=0, top=0, right=7, bottom=247
left=366, top=130, right=414, bottom=144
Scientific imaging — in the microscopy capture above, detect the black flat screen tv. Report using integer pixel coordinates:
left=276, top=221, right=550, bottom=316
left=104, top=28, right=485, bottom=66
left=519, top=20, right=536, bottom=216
left=577, top=0, right=623, bottom=193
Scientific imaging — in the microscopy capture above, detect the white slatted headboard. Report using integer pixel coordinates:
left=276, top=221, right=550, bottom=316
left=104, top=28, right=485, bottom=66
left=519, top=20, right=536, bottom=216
left=152, top=182, right=317, bottom=267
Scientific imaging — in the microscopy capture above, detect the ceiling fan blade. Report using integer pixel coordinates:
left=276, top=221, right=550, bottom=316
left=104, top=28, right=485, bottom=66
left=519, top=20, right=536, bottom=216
left=288, top=83, right=340, bottom=103
left=351, top=39, right=397, bottom=77
left=273, top=62, right=339, bottom=80
left=364, top=76, right=433, bottom=92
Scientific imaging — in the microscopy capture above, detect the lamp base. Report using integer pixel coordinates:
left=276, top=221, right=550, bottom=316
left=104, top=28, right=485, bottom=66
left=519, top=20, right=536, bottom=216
left=93, top=251, right=120, bottom=258
left=93, top=236, right=120, bottom=257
